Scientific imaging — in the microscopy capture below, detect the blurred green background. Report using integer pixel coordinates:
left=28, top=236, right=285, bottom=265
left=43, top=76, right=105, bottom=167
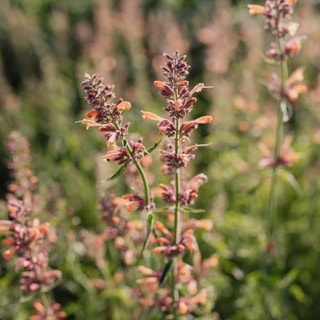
left=1, top=0, right=320, bottom=319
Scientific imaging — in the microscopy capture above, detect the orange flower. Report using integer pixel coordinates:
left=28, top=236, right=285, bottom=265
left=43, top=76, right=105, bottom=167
left=189, top=288, right=207, bottom=305
left=3, top=246, right=17, bottom=260
left=142, top=112, right=163, bottom=121
left=248, top=4, right=266, bottom=15
left=116, top=101, right=131, bottom=110
left=284, top=22, right=299, bottom=36
left=190, top=83, right=205, bottom=95
left=0, top=220, right=13, bottom=232
left=81, top=119, right=101, bottom=130
left=154, top=81, right=167, bottom=88
left=284, top=36, right=304, bottom=55
left=86, top=110, right=100, bottom=118
left=285, top=68, right=307, bottom=101
left=126, top=201, right=140, bottom=212
left=194, top=116, right=212, bottom=124
left=179, top=301, right=189, bottom=315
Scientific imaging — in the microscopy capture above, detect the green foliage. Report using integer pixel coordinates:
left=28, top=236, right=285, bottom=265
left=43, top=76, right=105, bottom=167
left=1, top=0, right=320, bottom=319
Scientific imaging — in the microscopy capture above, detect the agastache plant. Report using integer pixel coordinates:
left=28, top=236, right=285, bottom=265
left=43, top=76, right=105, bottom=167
left=80, top=51, right=213, bottom=317
left=1, top=132, right=65, bottom=320
left=248, top=0, right=307, bottom=257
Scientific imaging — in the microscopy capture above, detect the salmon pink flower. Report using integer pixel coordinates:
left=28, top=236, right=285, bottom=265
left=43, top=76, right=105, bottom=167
left=248, top=4, right=266, bottom=15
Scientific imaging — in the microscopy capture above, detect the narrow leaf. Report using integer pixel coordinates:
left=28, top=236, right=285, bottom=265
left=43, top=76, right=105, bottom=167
left=145, top=136, right=164, bottom=155
left=181, top=207, right=205, bottom=214
left=159, top=260, right=173, bottom=287
left=140, top=213, right=154, bottom=256
left=105, top=165, right=126, bottom=181
left=282, top=171, right=301, bottom=193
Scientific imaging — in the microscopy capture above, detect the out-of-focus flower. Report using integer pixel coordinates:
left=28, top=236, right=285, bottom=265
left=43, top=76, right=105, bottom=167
left=248, top=4, right=266, bottom=15
left=284, top=36, right=305, bottom=57
left=258, top=136, right=299, bottom=168
left=285, top=67, right=308, bottom=101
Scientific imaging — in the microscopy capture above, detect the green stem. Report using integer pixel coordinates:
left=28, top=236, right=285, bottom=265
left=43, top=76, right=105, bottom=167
left=174, top=119, right=181, bottom=245
left=171, top=116, right=181, bottom=318
left=265, top=12, right=288, bottom=249
left=114, top=121, right=150, bottom=207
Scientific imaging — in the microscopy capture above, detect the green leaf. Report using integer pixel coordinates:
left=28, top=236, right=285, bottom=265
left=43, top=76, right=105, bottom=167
left=181, top=207, right=205, bottom=214
left=159, top=260, right=173, bottom=287
left=140, top=213, right=154, bottom=256
left=279, top=170, right=301, bottom=193
left=145, top=136, right=164, bottom=154
left=105, top=165, right=126, bottom=181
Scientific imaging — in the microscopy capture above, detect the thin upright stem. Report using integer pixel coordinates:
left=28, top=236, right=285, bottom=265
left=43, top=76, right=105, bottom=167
left=174, top=118, right=181, bottom=245
left=265, top=15, right=289, bottom=249
left=114, top=121, right=150, bottom=207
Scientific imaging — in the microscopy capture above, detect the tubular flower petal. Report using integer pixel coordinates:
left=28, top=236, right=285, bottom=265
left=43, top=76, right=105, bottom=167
left=190, top=83, right=205, bottom=95
left=81, top=119, right=102, bottom=130
left=189, top=288, right=207, bottom=305
left=142, top=112, right=163, bottom=122
left=138, top=266, right=156, bottom=276
left=154, top=81, right=167, bottom=88
left=285, top=37, right=304, bottom=56
left=248, top=4, right=266, bottom=15
left=179, top=301, right=189, bottom=315
left=194, top=116, right=212, bottom=124
left=3, top=246, right=17, bottom=260
left=86, top=110, right=100, bottom=118
left=286, top=68, right=304, bottom=86
left=116, top=101, right=131, bottom=110
left=126, top=201, right=141, bottom=212
left=284, top=22, right=299, bottom=36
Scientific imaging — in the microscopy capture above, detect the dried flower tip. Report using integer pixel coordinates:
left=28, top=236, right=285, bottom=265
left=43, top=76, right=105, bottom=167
left=142, top=112, right=163, bottom=122
left=248, top=4, right=266, bottom=15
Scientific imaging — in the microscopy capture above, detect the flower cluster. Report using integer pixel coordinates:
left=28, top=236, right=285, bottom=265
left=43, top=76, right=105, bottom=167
left=248, top=1, right=306, bottom=169
left=30, top=301, right=66, bottom=320
left=138, top=257, right=217, bottom=316
left=80, top=51, right=213, bottom=318
left=143, top=51, right=212, bottom=173
left=159, top=173, right=208, bottom=205
left=1, top=132, right=65, bottom=320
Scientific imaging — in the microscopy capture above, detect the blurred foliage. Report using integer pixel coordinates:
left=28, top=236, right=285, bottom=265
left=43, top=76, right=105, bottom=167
left=1, top=0, right=320, bottom=319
